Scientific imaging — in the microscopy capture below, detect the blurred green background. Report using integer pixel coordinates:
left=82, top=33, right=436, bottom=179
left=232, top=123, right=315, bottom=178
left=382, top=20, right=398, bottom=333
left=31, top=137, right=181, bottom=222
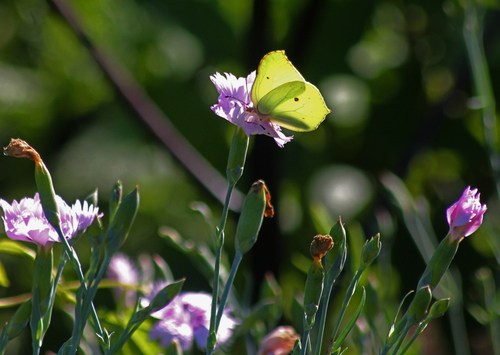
left=1, top=0, right=499, bottom=354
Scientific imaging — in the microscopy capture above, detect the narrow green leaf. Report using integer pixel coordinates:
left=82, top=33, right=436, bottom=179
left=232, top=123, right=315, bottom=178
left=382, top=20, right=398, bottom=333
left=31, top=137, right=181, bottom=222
left=0, top=261, right=9, bottom=287
left=0, top=240, right=36, bottom=259
left=332, top=288, right=366, bottom=350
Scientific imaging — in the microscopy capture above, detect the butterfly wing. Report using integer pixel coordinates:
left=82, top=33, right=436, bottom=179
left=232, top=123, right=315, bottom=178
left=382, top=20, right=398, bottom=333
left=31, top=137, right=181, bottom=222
left=257, top=81, right=306, bottom=115
left=251, top=50, right=305, bottom=106
left=267, top=82, right=330, bottom=132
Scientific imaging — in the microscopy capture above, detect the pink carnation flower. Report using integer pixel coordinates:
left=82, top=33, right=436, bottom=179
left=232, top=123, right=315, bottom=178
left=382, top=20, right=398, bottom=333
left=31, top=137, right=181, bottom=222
left=149, top=292, right=237, bottom=351
left=0, top=193, right=100, bottom=249
left=210, top=72, right=293, bottom=147
left=446, top=186, right=487, bottom=241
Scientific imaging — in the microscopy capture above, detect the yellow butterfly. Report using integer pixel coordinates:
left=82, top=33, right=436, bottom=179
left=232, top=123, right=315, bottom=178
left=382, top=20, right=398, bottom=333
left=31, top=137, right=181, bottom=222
left=251, top=50, right=330, bottom=132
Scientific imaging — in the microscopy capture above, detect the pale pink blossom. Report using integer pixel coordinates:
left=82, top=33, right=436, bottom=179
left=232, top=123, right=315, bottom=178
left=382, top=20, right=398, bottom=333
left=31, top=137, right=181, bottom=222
left=446, top=186, right=487, bottom=241
left=210, top=72, right=293, bottom=147
left=149, top=292, right=237, bottom=351
left=0, top=193, right=99, bottom=249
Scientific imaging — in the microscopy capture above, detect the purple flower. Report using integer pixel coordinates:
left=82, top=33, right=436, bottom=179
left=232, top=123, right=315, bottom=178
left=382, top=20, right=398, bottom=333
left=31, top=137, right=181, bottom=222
left=149, top=292, right=238, bottom=351
left=446, top=186, right=487, bottom=241
left=107, top=252, right=140, bottom=307
left=0, top=193, right=100, bottom=249
left=210, top=72, right=293, bottom=147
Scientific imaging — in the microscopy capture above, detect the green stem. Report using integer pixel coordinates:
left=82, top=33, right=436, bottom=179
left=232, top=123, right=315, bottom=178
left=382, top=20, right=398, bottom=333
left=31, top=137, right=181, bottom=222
left=313, top=278, right=334, bottom=355
left=207, top=183, right=235, bottom=354
left=69, top=253, right=112, bottom=355
left=329, top=267, right=364, bottom=343
left=299, top=324, right=311, bottom=355
left=390, top=322, right=411, bottom=355
left=55, top=227, right=105, bottom=352
left=215, top=252, right=243, bottom=331
left=463, top=1, right=500, bottom=201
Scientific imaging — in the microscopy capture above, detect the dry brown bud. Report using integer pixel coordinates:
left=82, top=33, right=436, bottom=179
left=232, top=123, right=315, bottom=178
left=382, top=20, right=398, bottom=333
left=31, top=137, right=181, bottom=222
left=310, top=234, right=333, bottom=261
left=263, top=182, right=274, bottom=218
left=3, top=138, right=41, bottom=163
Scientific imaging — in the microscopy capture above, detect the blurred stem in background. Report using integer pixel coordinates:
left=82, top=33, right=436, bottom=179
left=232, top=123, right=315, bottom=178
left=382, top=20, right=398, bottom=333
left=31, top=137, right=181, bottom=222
left=46, top=0, right=244, bottom=211
left=463, top=4, right=500, bottom=354
left=462, top=1, right=499, bottom=200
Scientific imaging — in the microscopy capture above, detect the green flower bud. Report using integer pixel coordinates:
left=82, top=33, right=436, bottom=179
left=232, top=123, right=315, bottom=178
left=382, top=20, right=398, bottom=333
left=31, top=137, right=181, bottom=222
left=234, top=180, right=269, bottom=254
left=428, top=298, right=450, bottom=319
left=407, top=286, right=432, bottom=325
left=109, top=181, right=123, bottom=223
left=226, top=127, right=249, bottom=185
left=361, top=233, right=381, bottom=268
left=105, top=187, right=140, bottom=254
left=146, top=279, right=185, bottom=314
left=417, top=235, right=460, bottom=291
left=3, top=139, right=60, bottom=229
left=34, top=161, right=60, bottom=229
left=303, top=236, right=325, bottom=329
left=206, top=330, right=217, bottom=351
left=326, top=217, right=346, bottom=268
left=6, top=299, right=32, bottom=340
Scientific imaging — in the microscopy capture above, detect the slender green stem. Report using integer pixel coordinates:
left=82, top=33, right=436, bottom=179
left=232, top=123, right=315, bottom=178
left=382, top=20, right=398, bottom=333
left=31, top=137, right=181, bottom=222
left=313, top=279, right=334, bottom=355
left=463, top=1, right=500, bottom=201
left=398, top=324, right=423, bottom=355
left=55, top=227, right=106, bottom=352
left=299, top=323, right=311, bottom=355
left=69, top=253, right=112, bottom=355
left=329, top=267, right=364, bottom=343
left=390, top=322, right=411, bottom=355
left=207, top=183, right=235, bottom=353
left=463, top=5, right=500, bottom=352
left=215, top=252, right=243, bottom=331
left=0, top=330, right=8, bottom=355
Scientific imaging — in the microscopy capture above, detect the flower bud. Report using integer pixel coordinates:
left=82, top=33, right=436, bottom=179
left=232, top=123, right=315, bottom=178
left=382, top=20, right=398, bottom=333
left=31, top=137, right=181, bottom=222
left=226, top=127, right=249, bottom=185
left=3, top=139, right=60, bottom=229
left=146, top=279, right=185, bottom=314
left=407, top=286, right=432, bottom=325
left=361, top=233, right=381, bottom=268
left=417, top=235, right=460, bottom=291
left=109, top=181, right=123, bottom=223
left=234, top=181, right=270, bottom=254
left=428, top=298, right=450, bottom=319
left=326, top=217, right=345, bottom=266
left=310, top=234, right=333, bottom=261
left=447, top=186, right=486, bottom=241
left=105, top=187, right=140, bottom=254
left=303, top=236, right=327, bottom=329
left=5, top=299, right=32, bottom=340
left=257, top=326, right=300, bottom=355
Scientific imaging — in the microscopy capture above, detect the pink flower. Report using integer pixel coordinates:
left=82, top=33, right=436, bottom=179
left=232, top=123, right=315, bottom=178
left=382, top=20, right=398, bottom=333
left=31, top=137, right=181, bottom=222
left=210, top=72, right=293, bottom=147
left=446, top=187, right=487, bottom=241
left=149, top=292, right=237, bottom=351
left=0, top=193, right=100, bottom=249
left=257, top=326, right=300, bottom=355
left=106, top=252, right=140, bottom=307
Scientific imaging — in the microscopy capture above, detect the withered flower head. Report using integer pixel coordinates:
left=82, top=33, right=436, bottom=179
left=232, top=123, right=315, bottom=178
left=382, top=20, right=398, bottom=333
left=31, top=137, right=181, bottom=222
left=310, top=234, right=333, bottom=261
left=3, top=138, right=41, bottom=163
left=262, top=181, right=274, bottom=218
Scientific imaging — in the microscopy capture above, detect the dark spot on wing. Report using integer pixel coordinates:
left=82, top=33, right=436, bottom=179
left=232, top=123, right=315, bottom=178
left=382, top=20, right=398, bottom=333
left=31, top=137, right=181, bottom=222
left=266, top=76, right=270, bottom=80
left=294, top=97, right=299, bottom=101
